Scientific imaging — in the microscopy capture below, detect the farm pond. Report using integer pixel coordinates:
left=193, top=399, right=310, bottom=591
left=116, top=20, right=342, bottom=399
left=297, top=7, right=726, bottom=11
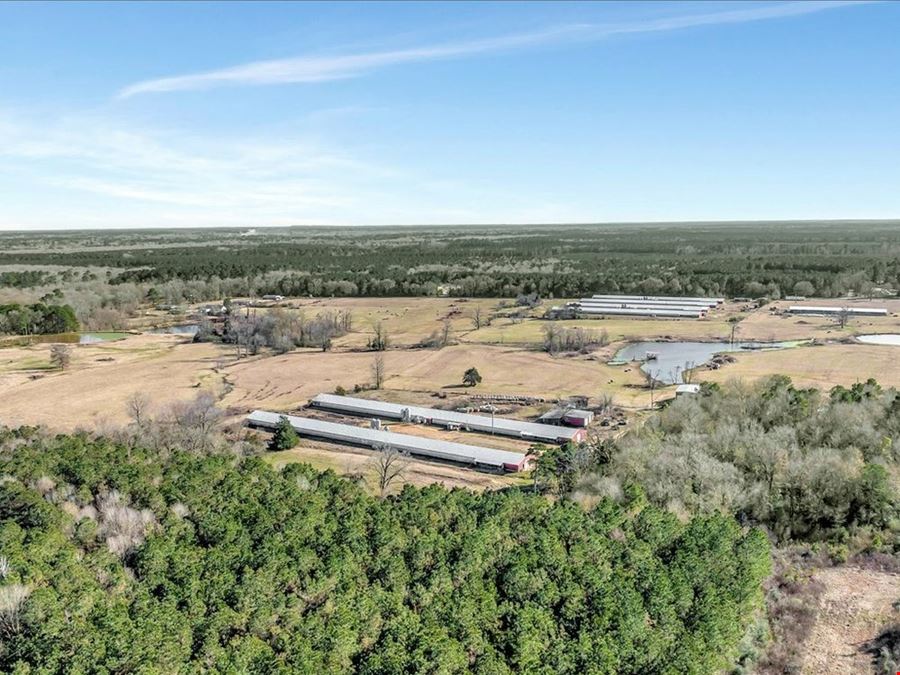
left=857, top=334, right=900, bottom=346
left=613, top=340, right=801, bottom=385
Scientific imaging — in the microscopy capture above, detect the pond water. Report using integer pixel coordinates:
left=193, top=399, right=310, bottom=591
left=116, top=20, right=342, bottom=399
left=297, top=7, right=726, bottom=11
left=613, top=340, right=798, bottom=385
left=149, top=324, right=199, bottom=335
left=78, top=332, right=129, bottom=344
left=857, top=334, right=900, bottom=346
left=3, top=332, right=129, bottom=346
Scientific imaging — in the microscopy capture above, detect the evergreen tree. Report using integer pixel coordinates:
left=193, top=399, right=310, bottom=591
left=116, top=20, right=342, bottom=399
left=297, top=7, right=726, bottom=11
left=268, top=415, right=299, bottom=451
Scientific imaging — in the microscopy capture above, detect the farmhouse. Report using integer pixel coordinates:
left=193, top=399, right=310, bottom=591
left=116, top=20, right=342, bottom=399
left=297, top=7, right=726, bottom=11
left=309, top=393, right=586, bottom=443
left=247, top=410, right=531, bottom=472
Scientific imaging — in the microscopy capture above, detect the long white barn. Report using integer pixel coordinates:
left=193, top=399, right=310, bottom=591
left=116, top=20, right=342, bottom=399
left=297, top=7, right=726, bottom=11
left=590, top=295, right=723, bottom=306
left=787, top=305, right=888, bottom=317
left=309, top=394, right=586, bottom=443
left=247, top=410, right=531, bottom=472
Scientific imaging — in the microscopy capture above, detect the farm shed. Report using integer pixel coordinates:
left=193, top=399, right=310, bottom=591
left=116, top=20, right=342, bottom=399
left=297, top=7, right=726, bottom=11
left=247, top=410, right=531, bottom=472
left=536, top=407, right=594, bottom=427
left=561, top=409, right=594, bottom=427
left=310, top=393, right=586, bottom=444
left=786, top=306, right=888, bottom=317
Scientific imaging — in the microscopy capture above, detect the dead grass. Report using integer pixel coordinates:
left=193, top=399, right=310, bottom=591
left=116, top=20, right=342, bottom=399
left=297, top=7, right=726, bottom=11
left=0, top=333, right=228, bottom=430
left=281, top=297, right=500, bottom=348
left=800, top=566, right=900, bottom=674
left=221, top=343, right=649, bottom=413
left=701, top=343, right=900, bottom=390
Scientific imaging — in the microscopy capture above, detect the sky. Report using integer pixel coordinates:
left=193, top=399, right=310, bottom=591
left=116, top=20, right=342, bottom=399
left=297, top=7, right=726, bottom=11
left=0, top=0, right=898, bottom=230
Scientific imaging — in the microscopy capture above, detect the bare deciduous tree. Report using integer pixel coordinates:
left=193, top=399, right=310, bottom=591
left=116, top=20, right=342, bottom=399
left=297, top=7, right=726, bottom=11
left=372, top=354, right=386, bottom=389
left=836, top=307, right=851, bottom=329
left=50, top=343, right=72, bottom=370
left=472, top=306, right=486, bottom=330
left=368, top=321, right=389, bottom=351
left=0, top=584, right=31, bottom=636
left=368, top=445, right=407, bottom=497
left=126, top=392, right=151, bottom=429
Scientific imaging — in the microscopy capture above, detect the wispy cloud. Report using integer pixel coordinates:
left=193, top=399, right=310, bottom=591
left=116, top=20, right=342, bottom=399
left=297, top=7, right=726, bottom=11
left=118, top=1, right=871, bottom=98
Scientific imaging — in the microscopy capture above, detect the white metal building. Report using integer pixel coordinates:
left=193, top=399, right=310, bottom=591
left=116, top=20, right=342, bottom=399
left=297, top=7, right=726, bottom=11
left=787, top=306, right=888, bottom=317
left=309, top=394, right=586, bottom=443
left=590, top=295, right=723, bottom=306
left=247, top=410, right=531, bottom=472
left=577, top=305, right=706, bottom=318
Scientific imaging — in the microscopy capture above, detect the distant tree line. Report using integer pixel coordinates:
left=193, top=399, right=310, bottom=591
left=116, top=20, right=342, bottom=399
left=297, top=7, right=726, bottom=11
left=1, top=223, right=897, bottom=299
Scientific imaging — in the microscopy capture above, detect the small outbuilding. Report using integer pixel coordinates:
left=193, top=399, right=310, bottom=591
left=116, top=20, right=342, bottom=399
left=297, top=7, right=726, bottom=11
left=675, top=384, right=701, bottom=396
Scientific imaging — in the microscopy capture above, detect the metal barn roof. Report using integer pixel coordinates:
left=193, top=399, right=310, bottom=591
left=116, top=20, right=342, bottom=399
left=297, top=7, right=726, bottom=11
left=578, top=306, right=704, bottom=318
left=578, top=300, right=710, bottom=312
left=590, top=294, right=723, bottom=306
left=787, top=306, right=888, bottom=316
left=310, top=393, right=582, bottom=443
left=247, top=410, right=529, bottom=471
left=588, top=298, right=717, bottom=308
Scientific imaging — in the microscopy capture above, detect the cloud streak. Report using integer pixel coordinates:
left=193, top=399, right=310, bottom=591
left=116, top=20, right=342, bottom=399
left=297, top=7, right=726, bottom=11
left=118, top=1, right=871, bottom=98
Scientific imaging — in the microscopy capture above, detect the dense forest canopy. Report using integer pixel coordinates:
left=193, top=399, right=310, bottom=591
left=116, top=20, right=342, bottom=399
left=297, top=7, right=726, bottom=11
left=0, top=431, right=770, bottom=673
left=1, top=221, right=898, bottom=299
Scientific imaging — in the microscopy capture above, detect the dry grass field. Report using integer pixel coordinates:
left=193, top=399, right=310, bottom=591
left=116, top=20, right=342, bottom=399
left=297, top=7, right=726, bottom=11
left=2, top=296, right=899, bottom=436
left=0, top=334, right=228, bottom=430
left=700, top=343, right=900, bottom=390
left=221, top=342, right=650, bottom=414
left=284, top=296, right=499, bottom=348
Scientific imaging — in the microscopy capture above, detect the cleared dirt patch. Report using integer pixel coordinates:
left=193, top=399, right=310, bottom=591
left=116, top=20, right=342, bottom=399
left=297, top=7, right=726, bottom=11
left=801, top=566, right=900, bottom=674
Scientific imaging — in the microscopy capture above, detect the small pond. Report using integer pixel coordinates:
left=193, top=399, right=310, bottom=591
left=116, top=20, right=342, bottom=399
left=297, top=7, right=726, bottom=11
left=3, top=332, right=129, bottom=346
left=613, top=340, right=800, bottom=385
left=149, top=324, right=200, bottom=335
left=78, top=332, right=129, bottom=344
left=857, top=334, right=900, bottom=346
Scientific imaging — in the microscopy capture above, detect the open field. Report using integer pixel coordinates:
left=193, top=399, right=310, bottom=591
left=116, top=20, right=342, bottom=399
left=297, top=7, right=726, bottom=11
left=700, top=343, right=900, bottom=390
left=221, top=342, right=649, bottom=413
left=0, top=334, right=227, bottom=429
left=3, top=295, right=900, bottom=433
left=286, top=296, right=498, bottom=348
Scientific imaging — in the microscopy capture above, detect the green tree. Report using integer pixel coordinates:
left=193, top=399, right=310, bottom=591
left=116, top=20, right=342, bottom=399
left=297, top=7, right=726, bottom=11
left=462, top=367, right=482, bottom=387
left=268, top=415, right=299, bottom=451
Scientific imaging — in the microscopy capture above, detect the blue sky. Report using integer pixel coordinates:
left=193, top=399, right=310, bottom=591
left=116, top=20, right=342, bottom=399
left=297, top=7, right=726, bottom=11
left=0, top=0, right=897, bottom=229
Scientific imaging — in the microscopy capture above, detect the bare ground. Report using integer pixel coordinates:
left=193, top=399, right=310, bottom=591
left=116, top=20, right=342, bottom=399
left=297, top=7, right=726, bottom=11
left=801, top=566, right=900, bottom=674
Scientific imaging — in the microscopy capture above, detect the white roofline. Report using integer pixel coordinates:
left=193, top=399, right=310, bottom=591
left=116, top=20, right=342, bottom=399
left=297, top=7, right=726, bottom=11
left=310, top=393, right=581, bottom=442
left=248, top=410, right=528, bottom=470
